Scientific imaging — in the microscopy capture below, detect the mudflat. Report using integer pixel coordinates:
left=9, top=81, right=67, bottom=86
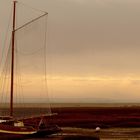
left=50, top=104, right=140, bottom=139
left=1, top=103, right=140, bottom=139
left=52, top=104, right=140, bottom=128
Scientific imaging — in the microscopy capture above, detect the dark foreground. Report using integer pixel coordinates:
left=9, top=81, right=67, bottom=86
left=1, top=127, right=140, bottom=140
left=52, top=105, right=140, bottom=128
left=1, top=104, right=140, bottom=139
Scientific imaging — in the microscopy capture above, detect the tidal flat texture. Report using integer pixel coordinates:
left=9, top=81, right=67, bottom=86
left=1, top=103, right=140, bottom=139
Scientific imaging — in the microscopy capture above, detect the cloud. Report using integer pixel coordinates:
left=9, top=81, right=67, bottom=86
left=95, top=0, right=140, bottom=5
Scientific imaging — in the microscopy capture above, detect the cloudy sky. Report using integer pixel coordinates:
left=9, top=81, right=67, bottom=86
left=1, top=0, right=140, bottom=103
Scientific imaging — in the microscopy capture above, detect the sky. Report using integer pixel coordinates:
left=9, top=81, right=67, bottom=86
left=1, top=0, right=140, bottom=103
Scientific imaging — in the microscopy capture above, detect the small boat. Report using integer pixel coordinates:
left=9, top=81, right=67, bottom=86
left=0, top=1, right=61, bottom=138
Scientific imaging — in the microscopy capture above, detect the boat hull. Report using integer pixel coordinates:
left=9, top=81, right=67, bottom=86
left=0, top=123, right=61, bottom=139
left=0, top=123, right=36, bottom=139
left=33, top=126, right=62, bottom=137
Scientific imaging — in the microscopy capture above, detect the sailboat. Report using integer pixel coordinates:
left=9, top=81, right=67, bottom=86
left=0, top=1, right=60, bottom=138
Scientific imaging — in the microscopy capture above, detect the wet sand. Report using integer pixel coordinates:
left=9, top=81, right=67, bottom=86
left=50, top=105, right=140, bottom=139
left=61, top=127, right=140, bottom=140
left=1, top=128, right=139, bottom=140
left=24, top=127, right=140, bottom=140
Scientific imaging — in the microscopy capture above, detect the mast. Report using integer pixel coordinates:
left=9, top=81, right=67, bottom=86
left=10, top=1, right=17, bottom=117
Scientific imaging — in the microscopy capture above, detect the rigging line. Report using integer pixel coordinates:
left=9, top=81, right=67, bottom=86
left=16, top=48, right=25, bottom=112
left=4, top=48, right=11, bottom=105
left=0, top=47, right=11, bottom=107
left=16, top=52, right=25, bottom=110
left=19, top=68, right=25, bottom=112
left=0, top=66, right=7, bottom=105
left=15, top=13, right=48, bottom=32
left=0, top=46, right=11, bottom=94
left=0, top=7, right=12, bottom=69
left=0, top=39, right=12, bottom=104
left=0, top=37, right=12, bottom=83
left=15, top=38, right=18, bottom=105
left=4, top=63, right=10, bottom=108
left=43, top=15, right=52, bottom=114
left=15, top=39, right=18, bottom=110
left=15, top=36, right=25, bottom=112
left=17, top=1, right=47, bottom=14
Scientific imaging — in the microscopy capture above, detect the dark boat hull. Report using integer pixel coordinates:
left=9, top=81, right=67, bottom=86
left=0, top=123, right=61, bottom=139
left=32, top=125, right=62, bottom=137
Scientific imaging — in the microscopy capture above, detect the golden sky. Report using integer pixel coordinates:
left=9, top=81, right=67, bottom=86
left=1, top=0, right=140, bottom=103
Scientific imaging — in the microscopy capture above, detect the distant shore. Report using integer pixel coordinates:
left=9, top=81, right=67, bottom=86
left=1, top=103, right=140, bottom=108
